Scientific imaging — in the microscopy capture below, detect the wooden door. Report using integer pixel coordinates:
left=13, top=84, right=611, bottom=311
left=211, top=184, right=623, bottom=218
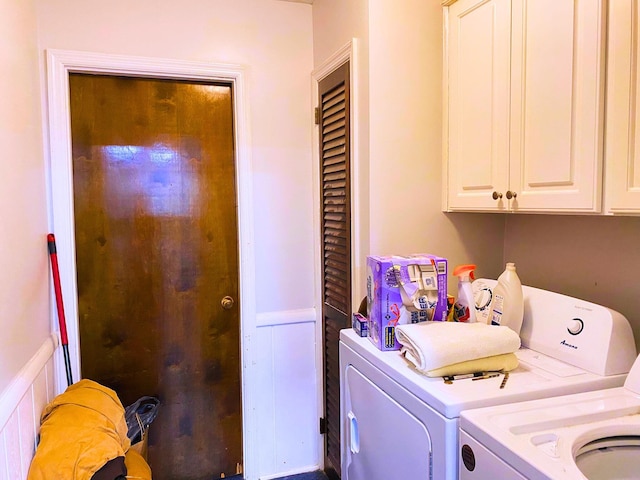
left=69, top=74, right=242, bottom=480
left=318, top=62, right=351, bottom=480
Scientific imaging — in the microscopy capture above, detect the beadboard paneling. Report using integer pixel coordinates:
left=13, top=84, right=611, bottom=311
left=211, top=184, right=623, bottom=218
left=0, top=335, right=58, bottom=479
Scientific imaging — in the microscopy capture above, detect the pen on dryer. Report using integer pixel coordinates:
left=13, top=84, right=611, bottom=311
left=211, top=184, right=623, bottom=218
left=443, top=371, right=502, bottom=384
left=471, top=372, right=502, bottom=381
left=500, top=372, right=510, bottom=389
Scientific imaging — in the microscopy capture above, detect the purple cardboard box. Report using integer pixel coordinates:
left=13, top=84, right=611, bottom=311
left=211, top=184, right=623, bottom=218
left=366, top=254, right=448, bottom=351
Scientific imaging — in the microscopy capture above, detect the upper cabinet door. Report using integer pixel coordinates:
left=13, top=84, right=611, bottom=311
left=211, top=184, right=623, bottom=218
left=445, top=0, right=511, bottom=211
left=443, top=0, right=606, bottom=213
left=605, top=0, right=640, bottom=214
left=509, top=0, right=606, bottom=212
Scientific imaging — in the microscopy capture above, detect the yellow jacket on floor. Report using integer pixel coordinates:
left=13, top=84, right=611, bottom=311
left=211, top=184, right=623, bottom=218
left=27, top=379, right=131, bottom=480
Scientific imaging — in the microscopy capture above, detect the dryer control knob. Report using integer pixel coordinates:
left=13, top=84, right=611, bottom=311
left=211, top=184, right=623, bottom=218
left=567, top=318, right=584, bottom=335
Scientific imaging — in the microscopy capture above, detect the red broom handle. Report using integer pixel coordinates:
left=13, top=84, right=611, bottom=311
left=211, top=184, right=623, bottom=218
left=47, top=233, right=73, bottom=386
left=47, top=234, right=69, bottom=347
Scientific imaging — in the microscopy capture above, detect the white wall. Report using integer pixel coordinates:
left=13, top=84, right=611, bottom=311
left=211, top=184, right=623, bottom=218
left=0, top=0, right=49, bottom=393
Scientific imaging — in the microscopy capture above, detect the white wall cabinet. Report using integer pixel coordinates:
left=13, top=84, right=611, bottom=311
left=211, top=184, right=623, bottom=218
left=604, top=0, right=640, bottom=214
left=443, top=0, right=606, bottom=213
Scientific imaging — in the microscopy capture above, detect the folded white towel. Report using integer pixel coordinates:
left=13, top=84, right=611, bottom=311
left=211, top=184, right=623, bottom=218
left=395, top=321, right=521, bottom=373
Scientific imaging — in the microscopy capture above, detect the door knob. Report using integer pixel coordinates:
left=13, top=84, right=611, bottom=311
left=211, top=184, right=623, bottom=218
left=221, top=296, right=235, bottom=310
left=492, top=191, right=503, bottom=200
left=506, top=190, right=517, bottom=199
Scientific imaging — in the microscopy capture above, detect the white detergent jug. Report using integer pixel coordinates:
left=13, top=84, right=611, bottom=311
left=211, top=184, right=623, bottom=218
left=489, top=263, right=524, bottom=335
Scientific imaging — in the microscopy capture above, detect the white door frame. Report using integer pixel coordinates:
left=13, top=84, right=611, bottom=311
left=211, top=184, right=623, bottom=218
left=44, top=49, right=258, bottom=479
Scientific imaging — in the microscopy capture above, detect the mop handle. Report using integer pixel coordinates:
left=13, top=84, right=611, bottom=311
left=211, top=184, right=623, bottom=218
left=47, top=234, right=73, bottom=386
left=47, top=234, right=69, bottom=346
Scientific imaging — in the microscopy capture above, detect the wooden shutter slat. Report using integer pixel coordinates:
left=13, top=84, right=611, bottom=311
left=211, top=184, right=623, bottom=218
left=324, top=212, right=344, bottom=222
left=323, top=127, right=346, bottom=144
left=322, top=154, right=345, bottom=167
left=323, top=178, right=345, bottom=187
left=322, top=84, right=345, bottom=105
left=323, top=118, right=345, bottom=136
left=323, top=136, right=346, bottom=151
left=324, top=245, right=347, bottom=256
left=322, top=110, right=346, bottom=128
left=324, top=166, right=346, bottom=178
left=323, top=99, right=345, bottom=117
left=324, top=220, right=345, bottom=230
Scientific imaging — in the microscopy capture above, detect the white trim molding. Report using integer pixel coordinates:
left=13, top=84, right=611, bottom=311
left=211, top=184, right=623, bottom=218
left=44, top=49, right=258, bottom=480
left=256, top=308, right=317, bottom=328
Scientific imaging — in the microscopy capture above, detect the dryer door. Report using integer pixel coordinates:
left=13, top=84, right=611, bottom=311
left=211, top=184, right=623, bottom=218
left=343, top=364, right=433, bottom=479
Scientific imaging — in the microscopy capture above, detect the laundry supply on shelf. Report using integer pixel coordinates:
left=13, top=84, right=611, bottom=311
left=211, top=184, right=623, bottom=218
left=352, top=312, right=368, bottom=337
left=472, top=277, right=495, bottom=324
left=366, top=254, right=448, bottom=351
left=489, top=262, right=524, bottom=334
left=395, top=321, right=521, bottom=376
left=452, top=264, right=477, bottom=322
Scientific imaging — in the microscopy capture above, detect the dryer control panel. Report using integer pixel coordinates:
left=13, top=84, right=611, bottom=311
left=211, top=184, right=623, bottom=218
left=513, top=283, right=637, bottom=376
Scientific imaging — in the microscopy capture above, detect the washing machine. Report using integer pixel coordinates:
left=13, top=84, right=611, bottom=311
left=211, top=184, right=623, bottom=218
left=459, top=352, right=640, bottom=480
left=339, top=283, right=637, bottom=480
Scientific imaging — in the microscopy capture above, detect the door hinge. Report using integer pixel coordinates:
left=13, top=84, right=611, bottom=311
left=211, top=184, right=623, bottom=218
left=319, top=416, right=327, bottom=434
left=315, top=107, right=320, bottom=125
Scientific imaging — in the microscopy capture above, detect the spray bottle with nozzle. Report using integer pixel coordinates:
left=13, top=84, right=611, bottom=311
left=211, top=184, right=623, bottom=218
left=452, top=264, right=477, bottom=323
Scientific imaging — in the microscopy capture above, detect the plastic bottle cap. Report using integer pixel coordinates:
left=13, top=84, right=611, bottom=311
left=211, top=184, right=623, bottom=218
left=452, top=264, right=477, bottom=277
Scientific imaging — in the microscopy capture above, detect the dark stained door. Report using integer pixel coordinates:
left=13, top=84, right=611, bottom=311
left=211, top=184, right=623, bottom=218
left=69, top=74, right=242, bottom=480
left=318, top=62, right=351, bottom=480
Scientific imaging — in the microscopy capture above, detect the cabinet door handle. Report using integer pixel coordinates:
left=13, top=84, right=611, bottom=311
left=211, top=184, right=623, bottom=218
left=506, top=191, right=517, bottom=199
left=492, top=191, right=503, bottom=200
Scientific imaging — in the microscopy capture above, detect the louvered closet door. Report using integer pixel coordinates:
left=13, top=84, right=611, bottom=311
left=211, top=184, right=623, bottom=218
left=319, top=62, right=350, bottom=480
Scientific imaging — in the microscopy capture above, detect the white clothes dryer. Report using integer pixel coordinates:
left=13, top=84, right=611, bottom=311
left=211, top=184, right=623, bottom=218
left=459, top=353, right=640, bottom=480
left=339, top=283, right=637, bottom=480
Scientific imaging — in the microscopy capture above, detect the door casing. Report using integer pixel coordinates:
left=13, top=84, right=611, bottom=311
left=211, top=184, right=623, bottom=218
left=44, top=49, right=259, bottom=479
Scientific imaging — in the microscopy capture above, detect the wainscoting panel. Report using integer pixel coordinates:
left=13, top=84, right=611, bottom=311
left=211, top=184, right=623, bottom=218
left=0, top=334, right=58, bottom=479
left=255, top=308, right=321, bottom=479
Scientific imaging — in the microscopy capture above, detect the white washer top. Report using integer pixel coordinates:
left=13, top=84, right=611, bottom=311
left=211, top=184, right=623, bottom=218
left=340, top=329, right=630, bottom=419
left=460, top=379, right=640, bottom=479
